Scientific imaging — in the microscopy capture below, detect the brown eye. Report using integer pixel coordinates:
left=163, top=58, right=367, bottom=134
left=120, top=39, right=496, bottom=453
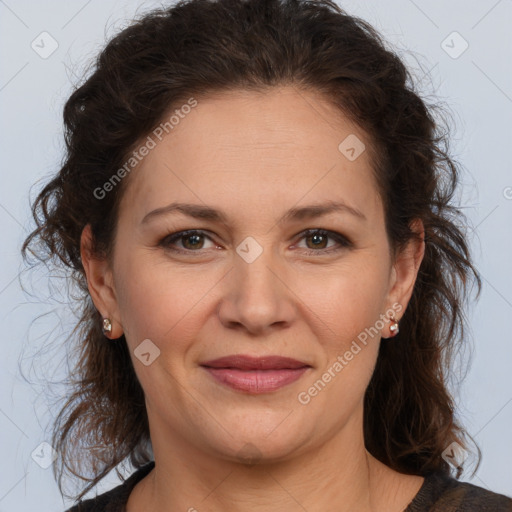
left=181, top=233, right=205, bottom=250
left=160, top=230, right=217, bottom=253
left=305, top=232, right=329, bottom=250
left=295, top=229, right=352, bottom=255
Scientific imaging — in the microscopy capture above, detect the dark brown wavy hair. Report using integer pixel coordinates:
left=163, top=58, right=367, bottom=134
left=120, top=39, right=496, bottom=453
left=21, top=0, right=482, bottom=502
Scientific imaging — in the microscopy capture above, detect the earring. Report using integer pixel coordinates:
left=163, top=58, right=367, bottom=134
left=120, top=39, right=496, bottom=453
left=389, top=316, right=400, bottom=337
left=102, top=317, right=112, bottom=336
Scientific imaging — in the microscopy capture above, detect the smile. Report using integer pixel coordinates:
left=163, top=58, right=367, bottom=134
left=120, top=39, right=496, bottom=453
left=200, top=355, right=312, bottom=393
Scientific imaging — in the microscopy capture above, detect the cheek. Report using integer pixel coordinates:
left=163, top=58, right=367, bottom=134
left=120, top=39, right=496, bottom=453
left=299, top=259, right=390, bottom=343
left=113, top=251, right=221, bottom=352
left=298, top=276, right=385, bottom=415
left=113, top=234, right=390, bottom=354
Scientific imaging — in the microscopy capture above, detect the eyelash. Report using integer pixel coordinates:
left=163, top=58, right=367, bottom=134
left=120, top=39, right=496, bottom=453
left=159, top=229, right=352, bottom=256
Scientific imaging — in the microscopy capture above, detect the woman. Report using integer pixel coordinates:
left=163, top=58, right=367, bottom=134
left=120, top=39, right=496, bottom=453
left=22, top=0, right=512, bottom=510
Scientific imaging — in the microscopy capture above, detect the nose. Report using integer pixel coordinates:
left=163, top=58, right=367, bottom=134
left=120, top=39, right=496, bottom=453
left=216, top=248, right=297, bottom=336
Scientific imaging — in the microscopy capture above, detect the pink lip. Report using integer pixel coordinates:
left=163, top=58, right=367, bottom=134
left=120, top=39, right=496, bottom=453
left=201, top=355, right=309, bottom=370
left=200, top=355, right=311, bottom=394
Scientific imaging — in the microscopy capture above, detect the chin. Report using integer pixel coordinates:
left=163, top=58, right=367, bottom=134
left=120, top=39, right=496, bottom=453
left=201, top=417, right=313, bottom=465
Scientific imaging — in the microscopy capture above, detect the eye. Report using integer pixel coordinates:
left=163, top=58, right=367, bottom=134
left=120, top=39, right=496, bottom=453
left=160, top=230, right=218, bottom=254
left=159, top=228, right=352, bottom=256
left=293, top=229, right=352, bottom=255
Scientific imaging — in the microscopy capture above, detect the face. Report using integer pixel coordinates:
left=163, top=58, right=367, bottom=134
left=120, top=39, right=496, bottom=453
left=83, top=86, right=423, bottom=464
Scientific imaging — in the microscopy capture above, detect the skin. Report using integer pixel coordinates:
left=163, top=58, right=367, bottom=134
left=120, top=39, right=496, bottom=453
left=81, top=86, right=425, bottom=512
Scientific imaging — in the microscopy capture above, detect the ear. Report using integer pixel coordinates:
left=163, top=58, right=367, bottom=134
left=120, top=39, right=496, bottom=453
left=80, top=224, right=124, bottom=339
left=384, top=218, right=425, bottom=334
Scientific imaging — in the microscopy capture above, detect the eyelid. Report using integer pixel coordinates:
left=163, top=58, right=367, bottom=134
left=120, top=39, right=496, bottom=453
left=159, top=228, right=352, bottom=255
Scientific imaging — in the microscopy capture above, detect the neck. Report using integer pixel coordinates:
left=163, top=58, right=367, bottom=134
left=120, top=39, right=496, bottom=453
left=128, top=408, right=420, bottom=512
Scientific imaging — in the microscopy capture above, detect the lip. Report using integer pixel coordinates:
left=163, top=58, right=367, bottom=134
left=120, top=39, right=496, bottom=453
left=201, top=355, right=309, bottom=370
left=200, top=355, right=311, bottom=394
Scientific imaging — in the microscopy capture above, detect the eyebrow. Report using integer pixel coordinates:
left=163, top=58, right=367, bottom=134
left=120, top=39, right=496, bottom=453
left=140, top=200, right=367, bottom=226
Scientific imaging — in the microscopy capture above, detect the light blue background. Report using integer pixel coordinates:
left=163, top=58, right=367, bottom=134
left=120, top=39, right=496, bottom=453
left=1, top=0, right=511, bottom=510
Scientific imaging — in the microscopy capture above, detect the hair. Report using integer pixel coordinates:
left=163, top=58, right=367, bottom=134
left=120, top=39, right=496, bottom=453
left=22, top=0, right=482, bottom=502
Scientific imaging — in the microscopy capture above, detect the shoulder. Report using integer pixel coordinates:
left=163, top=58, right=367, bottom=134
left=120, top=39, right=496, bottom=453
left=406, top=471, right=512, bottom=511
left=63, top=461, right=155, bottom=512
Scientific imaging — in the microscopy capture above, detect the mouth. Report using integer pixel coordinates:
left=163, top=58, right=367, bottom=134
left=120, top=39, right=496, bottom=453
left=200, top=355, right=311, bottom=394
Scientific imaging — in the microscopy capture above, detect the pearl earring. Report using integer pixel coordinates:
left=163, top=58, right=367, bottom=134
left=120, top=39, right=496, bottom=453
left=389, top=317, right=400, bottom=337
left=102, top=317, right=112, bottom=336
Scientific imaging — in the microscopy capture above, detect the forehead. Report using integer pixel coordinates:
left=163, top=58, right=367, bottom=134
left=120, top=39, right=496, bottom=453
left=120, top=86, right=382, bottom=225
